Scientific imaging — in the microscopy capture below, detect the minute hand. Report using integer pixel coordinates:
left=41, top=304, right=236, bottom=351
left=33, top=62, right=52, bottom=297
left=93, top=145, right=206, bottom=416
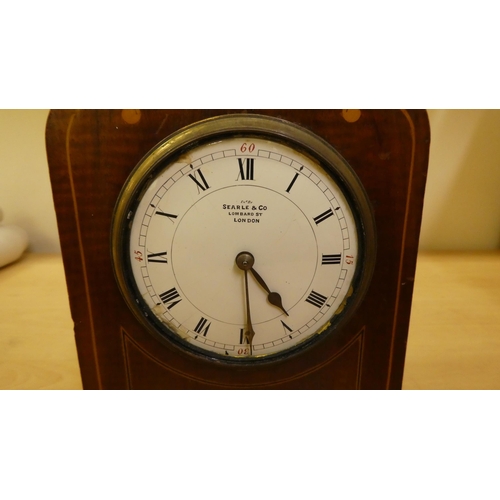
left=249, top=267, right=289, bottom=316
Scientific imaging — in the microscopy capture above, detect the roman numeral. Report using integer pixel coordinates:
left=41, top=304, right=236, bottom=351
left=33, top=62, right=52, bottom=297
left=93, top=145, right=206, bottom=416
left=239, top=328, right=247, bottom=344
left=237, top=158, right=255, bottom=181
left=313, top=208, right=334, bottom=225
left=147, top=251, right=168, bottom=264
left=159, top=287, right=182, bottom=309
left=286, top=172, right=300, bottom=193
left=286, top=166, right=303, bottom=193
left=194, top=317, right=211, bottom=337
left=305, top=290, right=328, bottom=308
left=322, top=253, right=341, bottom=265
left=155, top=211, right=178, bottom=222
left=188, top=167, right=210, bottom=192
left=281, top=320, right=294, bottom=339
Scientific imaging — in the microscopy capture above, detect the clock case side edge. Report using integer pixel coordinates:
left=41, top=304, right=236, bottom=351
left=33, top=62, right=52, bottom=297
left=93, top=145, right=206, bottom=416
left=45, top=109, right=101, bottom=389
left=386, top=109, right=431, bottom=389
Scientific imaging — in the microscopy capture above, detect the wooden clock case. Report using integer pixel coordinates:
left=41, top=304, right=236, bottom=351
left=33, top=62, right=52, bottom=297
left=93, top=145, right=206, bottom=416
left=46, top=110, right=430, bottom=389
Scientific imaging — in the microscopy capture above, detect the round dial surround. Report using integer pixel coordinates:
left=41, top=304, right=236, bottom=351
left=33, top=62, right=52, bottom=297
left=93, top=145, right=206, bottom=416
left=111, top=114, right=376, bottom=363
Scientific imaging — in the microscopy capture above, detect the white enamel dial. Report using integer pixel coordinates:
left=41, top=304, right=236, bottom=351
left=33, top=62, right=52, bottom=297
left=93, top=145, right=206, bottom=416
left=112, top=115, right=374, bottom=362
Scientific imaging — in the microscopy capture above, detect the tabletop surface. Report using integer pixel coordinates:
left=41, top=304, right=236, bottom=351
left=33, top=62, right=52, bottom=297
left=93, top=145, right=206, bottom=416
left=1, top=252, right=499, bottom=390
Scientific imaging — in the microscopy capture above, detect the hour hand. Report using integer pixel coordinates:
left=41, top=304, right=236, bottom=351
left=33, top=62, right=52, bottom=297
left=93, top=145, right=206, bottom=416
left=249, top=267, right=289, bottom=316
left=236, top=251, right=288, bottom=316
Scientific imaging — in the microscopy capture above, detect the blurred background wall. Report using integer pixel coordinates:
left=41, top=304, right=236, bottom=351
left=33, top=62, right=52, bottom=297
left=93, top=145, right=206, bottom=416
left=420, top=109, right=500, bottom=250
left=0, top=109, right=499, bottom=253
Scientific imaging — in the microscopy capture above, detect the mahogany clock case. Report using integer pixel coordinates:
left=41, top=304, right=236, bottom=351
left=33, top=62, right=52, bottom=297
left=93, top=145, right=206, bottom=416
left=46, top=110, right=430, bottom=389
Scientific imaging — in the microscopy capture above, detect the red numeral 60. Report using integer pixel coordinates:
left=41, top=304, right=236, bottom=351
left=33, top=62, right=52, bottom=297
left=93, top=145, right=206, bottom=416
left=240, top=143, right=255, bottom=153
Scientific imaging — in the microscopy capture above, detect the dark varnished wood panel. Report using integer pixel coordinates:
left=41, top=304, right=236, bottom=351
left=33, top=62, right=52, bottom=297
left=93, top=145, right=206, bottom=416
left=123, top=327, right=364, bottom=390
left=46, top=110, right=429, bottom=389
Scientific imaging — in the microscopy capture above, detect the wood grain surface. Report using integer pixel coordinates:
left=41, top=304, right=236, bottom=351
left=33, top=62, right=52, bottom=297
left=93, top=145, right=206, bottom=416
left=0, top=254, right=82, bottom=390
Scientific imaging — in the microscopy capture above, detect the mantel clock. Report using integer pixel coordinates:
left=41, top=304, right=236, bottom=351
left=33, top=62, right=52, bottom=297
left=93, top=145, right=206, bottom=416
left=46, top=110, right=429, bottom=389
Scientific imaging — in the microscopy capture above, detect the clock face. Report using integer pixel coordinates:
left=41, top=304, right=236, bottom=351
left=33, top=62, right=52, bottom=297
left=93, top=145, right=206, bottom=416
left=111, top=115, right=376, bottom=362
